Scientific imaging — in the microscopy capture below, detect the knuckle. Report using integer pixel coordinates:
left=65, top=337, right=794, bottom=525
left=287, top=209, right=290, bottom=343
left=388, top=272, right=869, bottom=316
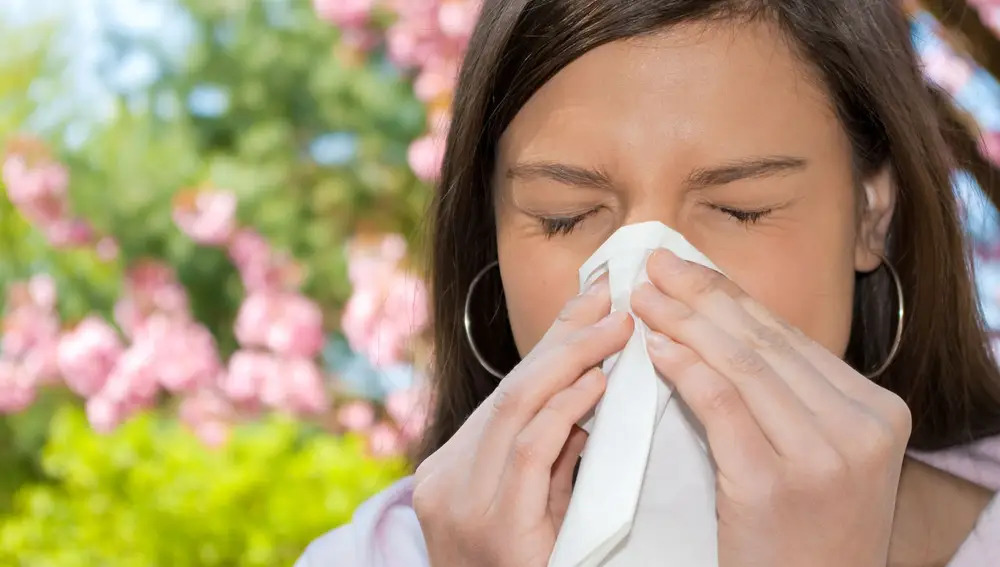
left=685, top=268, right=725, bottom=298
left=696, top=380, right=744, bottom=419
left=651, top=340, right=699, bottom=372
left=858, top=418, right=897, bottom=459
left=411, top=478, right=440, bottom=520
left=803, top=448, right=849, bottom=487
left=511, top=435, right=540, bottom=472
left=725, top=345, right=769, bottom=376
left=744, top=299, right=811, bottom=345
left=881, top=392, right=914, bottom=438
left=490, top=387, right=525, bottom=420
left=852, top=408, right=905, bottom=461
left=746, top=323, right=791, bottom=353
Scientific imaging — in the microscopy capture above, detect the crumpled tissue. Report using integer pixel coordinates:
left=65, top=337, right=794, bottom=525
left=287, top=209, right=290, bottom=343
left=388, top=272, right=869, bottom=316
left=548, top=221, right=722, bottom=567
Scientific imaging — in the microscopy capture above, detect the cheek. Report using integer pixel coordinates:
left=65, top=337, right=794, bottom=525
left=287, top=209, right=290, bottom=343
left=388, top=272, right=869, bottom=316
left=732, top=229, right=856, bottom=358
left=498, top=240, right=583, bottom=356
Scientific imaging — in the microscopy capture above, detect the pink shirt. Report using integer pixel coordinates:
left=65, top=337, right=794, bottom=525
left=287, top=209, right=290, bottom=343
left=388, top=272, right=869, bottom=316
left=296, top=436, right=1000, bottom=567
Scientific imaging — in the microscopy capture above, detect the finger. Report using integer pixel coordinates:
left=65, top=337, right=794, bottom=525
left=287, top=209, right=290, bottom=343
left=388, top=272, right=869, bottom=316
left=632, top=282, right=824, bottom=457
left=738, top=296, right=891, bottom=403
left=462, top=274, right=612, bottom=433
left=490, top=368, right=606, bottom=524
left=646, top=250, right=854, bottom=415
left=540, top=273, right=613, bottom=344
left=645, top=331, right=778, bottom=479
left=737, top=298, right=913, bottom=446
left=467, top=311, right=632, bottom=497
left=549, top=425, right=588, bottom=526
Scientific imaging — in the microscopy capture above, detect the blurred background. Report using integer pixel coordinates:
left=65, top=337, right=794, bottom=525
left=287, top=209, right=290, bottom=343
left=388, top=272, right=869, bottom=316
left=0, top=1, right=997, bottom=565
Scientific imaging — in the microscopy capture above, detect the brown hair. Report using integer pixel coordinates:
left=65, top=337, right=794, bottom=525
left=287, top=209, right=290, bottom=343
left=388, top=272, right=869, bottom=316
left=423, top=0, right=1000, bottom=459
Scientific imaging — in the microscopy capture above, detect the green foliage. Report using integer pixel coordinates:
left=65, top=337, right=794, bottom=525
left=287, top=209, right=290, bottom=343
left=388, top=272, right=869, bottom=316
left=0, top=404, right=409, bottom=567
left=0, top=0, right=430, bottom=348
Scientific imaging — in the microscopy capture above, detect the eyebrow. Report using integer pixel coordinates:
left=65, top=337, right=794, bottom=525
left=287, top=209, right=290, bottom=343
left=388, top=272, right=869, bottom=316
left=506, top=155, right=808, bottom=191
left=685, top=156, right=808, bottom=188
left=506, top=161, right=615, bottom=191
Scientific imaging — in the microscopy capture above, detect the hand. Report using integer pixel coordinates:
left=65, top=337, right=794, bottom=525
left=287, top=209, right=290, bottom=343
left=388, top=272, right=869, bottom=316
left=631, top=250, right=912, bottom=567
left=413, top=276, right=633, bottom=567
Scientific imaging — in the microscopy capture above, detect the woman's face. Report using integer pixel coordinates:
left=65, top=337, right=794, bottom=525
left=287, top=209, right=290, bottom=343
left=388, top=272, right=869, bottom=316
left=494, top=21, right=895, bottom=358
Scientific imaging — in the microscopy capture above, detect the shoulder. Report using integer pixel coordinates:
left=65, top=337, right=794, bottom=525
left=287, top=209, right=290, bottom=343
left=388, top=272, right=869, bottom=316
left=294, top=476, right=428, bottom=567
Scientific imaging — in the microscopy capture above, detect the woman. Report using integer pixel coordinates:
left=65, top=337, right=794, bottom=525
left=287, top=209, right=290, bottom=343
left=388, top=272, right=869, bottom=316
left=299, top=1, right=1000, bottom=565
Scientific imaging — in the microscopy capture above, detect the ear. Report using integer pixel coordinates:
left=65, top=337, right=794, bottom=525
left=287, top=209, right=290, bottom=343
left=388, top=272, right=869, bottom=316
left=855, top=164, right=897, bottom=273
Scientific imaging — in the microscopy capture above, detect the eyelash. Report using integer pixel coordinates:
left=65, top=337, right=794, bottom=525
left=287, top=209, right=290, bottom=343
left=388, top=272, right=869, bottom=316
left=538, top=210, right=599, bottom=238
left=712, top=206, right=774, bottom=225
left=537, top=206, right=773, bottom=238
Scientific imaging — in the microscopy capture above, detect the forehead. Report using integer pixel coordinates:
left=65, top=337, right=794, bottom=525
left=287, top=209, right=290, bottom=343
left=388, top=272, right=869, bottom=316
left=498, top=20, right=846, bottom=175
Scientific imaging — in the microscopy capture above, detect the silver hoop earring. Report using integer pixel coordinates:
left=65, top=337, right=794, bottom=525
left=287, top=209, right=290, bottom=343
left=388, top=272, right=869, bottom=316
left=866, top=256, right=905, bottom=380
left=464, top=260, right=506, bottom=379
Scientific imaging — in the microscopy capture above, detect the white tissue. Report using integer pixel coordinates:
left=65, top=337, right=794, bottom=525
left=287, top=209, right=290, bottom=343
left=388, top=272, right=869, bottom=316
left=547, top=221, right=720, bottom=567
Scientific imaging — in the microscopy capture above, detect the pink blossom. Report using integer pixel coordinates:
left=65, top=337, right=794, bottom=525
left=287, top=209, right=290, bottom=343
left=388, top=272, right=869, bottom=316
left=85, top=395, right=121, bottom=433
left=258, top=356, right=329, bottom=415
left=28, top=274, right=57, bottom=310
left=384, top=272, right=431, bottom=334
left=1, top=153, right=97, bottom=249
left=1, top=305, right=60, bottom=360
left=0, top=359, right=36, bottom=413
left=921, top=47, right=973, bottom=95
left=20, top=339, right=61, bottom=385
left=57, top=316, right=123, bottom=397
left=233, top=292, right=270, bottom=348
left=385, top=23, right=424, bottom=68
left=234, top=291, right=325, bottom=357
left=341, top=235, right=430, bottom=367
left=99, top=340, right=159, bottom=409
left=367, top=422, right=404, bottom=457
left=385, top=387, right=429, bottom=441
left=172, top=190, right=238, bottom=246
left=414, top=59, right=459, bottom=103
left=266, top=293, right=324, bottom=357
left=313, top=0, right=374, bottom=28
left=178, top=389, right=235, bottom=448
left=437, top=0, right=481, bottom=39
left=343, top=271, right=430, bottom=366
left=407, top=134, right=446, bottom=182
left=337, top=400, right=376, bottom=431
left=114, top=261, right=189, bottom=337
left=223, top=349, right=277, bottom=405
left=1, top=154, right=69, bottom=221
left=138, top=316, right=222, bottom=393
left=224, top=351, right=329, bottom=416
left=281, top=357, right=330, bottom=415
left=228, top=229, right=299, bottom=292
left=44, top=218, right=94, bottom=248
left=96, top=237, right=119, bottom=261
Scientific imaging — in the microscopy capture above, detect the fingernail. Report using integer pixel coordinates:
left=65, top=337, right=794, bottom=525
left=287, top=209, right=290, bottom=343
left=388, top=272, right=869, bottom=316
left=598, top=310, right=630, bottom=327
left=586, top=275, right=609, bottom=296
left=630, top=283, right=659, bottom=309
left=646, top=331, right=674, bottom=354
left=653, top=250, right=687, bottom=274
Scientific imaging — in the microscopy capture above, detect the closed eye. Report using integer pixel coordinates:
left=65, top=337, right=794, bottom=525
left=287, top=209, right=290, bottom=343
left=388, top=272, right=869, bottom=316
left=536, top=209, right=600, bottom=238
left=713, top=205, right=773, bottom=225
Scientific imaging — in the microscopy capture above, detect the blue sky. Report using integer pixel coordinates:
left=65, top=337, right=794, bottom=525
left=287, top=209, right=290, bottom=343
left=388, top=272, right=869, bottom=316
left=1, top=0, right=194, bottom=142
